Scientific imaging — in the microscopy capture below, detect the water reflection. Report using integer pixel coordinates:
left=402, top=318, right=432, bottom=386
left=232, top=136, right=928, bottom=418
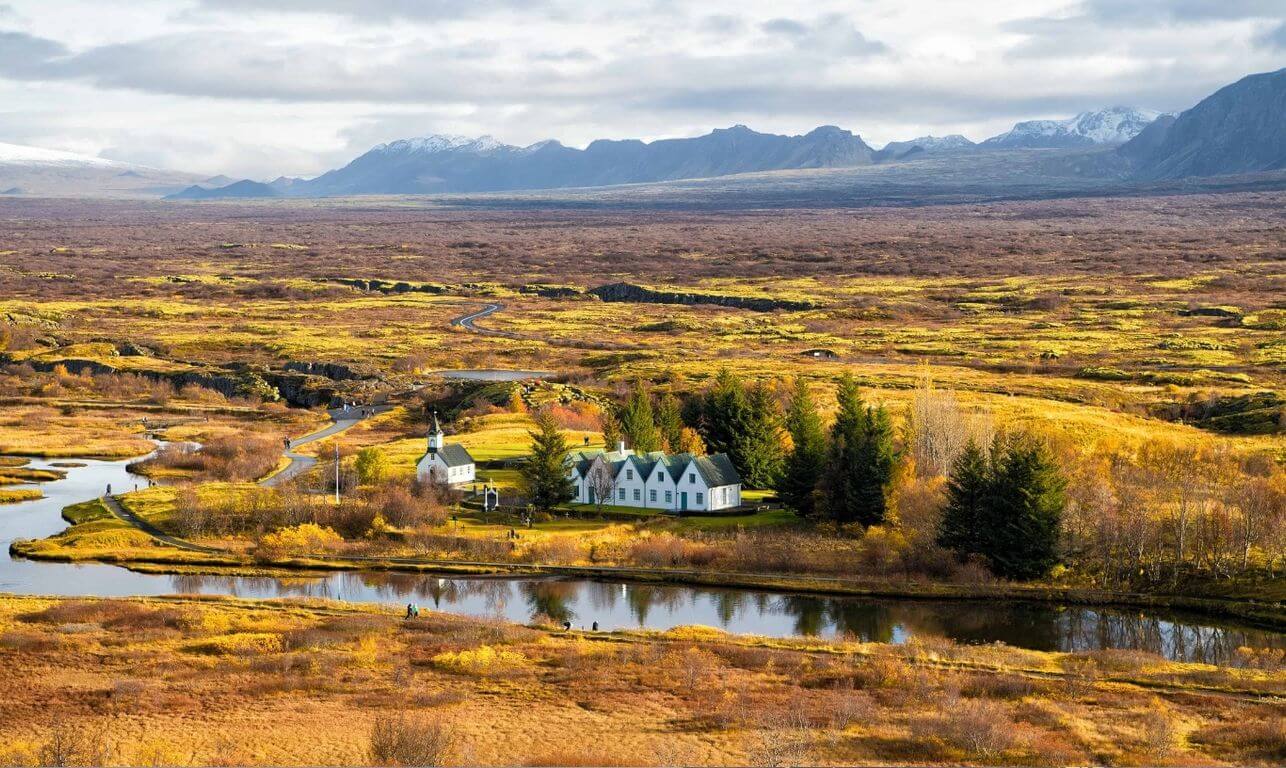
left=156, top=572, right=1281, bottom=664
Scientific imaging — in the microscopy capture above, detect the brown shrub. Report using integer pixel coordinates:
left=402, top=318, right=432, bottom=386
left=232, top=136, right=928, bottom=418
left=366, top=483, right=448, bottom=528
left=367, top=714, right=455, bottom=767
left=911, top=698, right=1021, bottom=758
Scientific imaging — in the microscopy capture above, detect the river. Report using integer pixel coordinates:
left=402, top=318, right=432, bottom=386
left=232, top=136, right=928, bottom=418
left=1, top=453, right=1281, bottom=665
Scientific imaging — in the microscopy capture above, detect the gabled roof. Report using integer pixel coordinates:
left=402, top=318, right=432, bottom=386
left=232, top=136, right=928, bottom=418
left=430, top=443, right=474, bottom=468
left=693, top=453, right=740, bottom=487
left=567, top=447, right=741, bottom=487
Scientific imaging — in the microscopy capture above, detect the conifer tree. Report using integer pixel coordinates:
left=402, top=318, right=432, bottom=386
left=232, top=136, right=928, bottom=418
left=937, top=438, right=990, bottom=554
left=821, top=374, right=896, bottom=526
left=699, top=368, right=750, bottom=458
left=618, top=380, right=662, bottom=452
left=655, top=393, right=685, bottom=453
left=936, top=433, right=1067, bottom=580
left=520, top=409, right=575, bottom=511
left=735, top=383, right=785, bottom=489
left=987, top=436, right=1067, bottom=580
left=778, top=376, right=827, bottom=516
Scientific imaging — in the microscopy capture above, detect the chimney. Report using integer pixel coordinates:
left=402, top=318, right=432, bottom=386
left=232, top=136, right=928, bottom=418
left=617, top=440, right=627, bottom=453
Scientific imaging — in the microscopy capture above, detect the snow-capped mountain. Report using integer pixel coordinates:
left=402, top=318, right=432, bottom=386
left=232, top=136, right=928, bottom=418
left=0, top=140, right=200, bottom=198
left=0, top=141, right=123, bottom=168
left=873, top=134, right=976, bottom=162
left=983, top=107, right=1163, bottom=148
left=375, top=134, right=512, bottom=155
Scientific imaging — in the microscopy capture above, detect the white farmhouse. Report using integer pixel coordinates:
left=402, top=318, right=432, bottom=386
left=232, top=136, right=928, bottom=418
left=415, top=413, right=476, bottom=486
left=568, top=441, right=742, bottom=512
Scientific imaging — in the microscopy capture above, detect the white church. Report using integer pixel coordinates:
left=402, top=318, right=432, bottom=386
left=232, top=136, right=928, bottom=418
left=567, top=441, right=742, bottom=512
left=415, top=412, right=476, bottom=486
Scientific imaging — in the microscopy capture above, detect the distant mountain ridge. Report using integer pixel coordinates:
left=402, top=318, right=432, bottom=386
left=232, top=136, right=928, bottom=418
left=983, top=107, right=1162, bottom=148
left=282, top=124, right=875, bottom=197
left=1121, top=68, right=1286, bottom=180
left=873, top=134, right=975, bottom=162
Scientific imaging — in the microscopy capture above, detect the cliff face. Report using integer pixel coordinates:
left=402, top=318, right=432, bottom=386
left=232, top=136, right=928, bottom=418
left=588, top=283, right=816, bottom=312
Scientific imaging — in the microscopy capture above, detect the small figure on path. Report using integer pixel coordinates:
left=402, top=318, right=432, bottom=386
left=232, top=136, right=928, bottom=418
left=562, top=620, right=572, bottom=631
left=106, top=483, right=112, bottom=496
left=405, top=603, right=415, bottom=619
left=592, top=621, right=599, bottom=631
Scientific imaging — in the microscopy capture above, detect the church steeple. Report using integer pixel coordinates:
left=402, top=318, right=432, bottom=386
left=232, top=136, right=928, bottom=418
left=428, top=410, right=444, bottom=452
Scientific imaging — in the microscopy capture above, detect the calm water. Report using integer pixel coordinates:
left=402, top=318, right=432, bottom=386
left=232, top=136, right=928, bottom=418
left=1, top=454, right=1281, bottom=665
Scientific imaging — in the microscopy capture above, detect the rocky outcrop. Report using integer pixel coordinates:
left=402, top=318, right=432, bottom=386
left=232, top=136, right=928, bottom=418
left=325, top=278, right=448, bottom=295
left=282, top=361, right=380, bottom=381
left=588, top=282, right=815, bottom=312
left=520, top=284, right=583, bottom=298
left=5, top=355, right=368, bottom=408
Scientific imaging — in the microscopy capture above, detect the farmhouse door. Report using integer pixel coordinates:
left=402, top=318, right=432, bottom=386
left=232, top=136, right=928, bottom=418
left=680, top=492, right=688, bottom=511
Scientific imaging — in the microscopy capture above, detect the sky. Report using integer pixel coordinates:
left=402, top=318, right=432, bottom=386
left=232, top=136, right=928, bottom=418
left=0, top=0, right=1282, bottom=179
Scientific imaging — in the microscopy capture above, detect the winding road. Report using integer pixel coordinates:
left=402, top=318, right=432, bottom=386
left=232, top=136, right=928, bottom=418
left=260, top=407, right=375, bottom=488
left=448, top=300, right=632, bottom=351
left=449, top=302, right=519, bottom=339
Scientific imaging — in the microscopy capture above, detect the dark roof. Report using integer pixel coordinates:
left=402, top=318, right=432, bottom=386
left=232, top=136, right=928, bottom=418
left=568, top=448, right=741, bottom=487
left=693, top=453, right=741, bottom=487
left=430, top=443, right=474, bottom=468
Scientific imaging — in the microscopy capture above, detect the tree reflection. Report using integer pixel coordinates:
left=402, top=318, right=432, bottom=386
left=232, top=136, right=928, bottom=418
left=521, top=581, right=577, bottom=624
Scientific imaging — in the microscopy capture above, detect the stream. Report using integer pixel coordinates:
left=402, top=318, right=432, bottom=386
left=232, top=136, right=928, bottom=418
left=1, top=452, right=1281, bottom=665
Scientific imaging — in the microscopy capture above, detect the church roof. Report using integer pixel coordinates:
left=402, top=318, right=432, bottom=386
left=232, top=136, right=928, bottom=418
left=430, top=443, right=474, bottom=468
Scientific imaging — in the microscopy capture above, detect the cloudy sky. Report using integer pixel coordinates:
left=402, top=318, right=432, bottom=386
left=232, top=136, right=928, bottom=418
left=0, top=0, right=1281, bottom=178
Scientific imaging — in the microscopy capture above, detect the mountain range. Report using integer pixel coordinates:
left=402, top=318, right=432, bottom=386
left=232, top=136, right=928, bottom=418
left=2, top=67, right=1281, bottom=202
left=173, top=108, right=1158, bottom=199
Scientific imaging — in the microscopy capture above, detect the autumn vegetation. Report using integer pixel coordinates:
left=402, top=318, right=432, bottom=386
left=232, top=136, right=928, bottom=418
left=0, top=193, right=1281, bottom=765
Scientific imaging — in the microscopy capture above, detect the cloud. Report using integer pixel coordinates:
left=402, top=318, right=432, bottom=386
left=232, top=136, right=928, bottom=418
left=760, top=13, right=889, bottom=56
left=1255, top=21, right=1286, bottom=50
left=0, top=31, right=69, bottom=76
left=192, top=0, right=549, bottom=22
left=1074, top=0, right=1285, bottom=24
left=0, top=0, right=1278, bottom=178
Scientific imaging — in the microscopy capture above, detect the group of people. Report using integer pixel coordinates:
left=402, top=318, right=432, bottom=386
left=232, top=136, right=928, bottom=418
left=404, top=603, right=421, bottom=619
left=340, top=403, right=377, bottom=418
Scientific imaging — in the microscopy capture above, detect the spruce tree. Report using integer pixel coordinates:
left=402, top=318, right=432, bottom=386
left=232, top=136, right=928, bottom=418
left=735, top=383, right=786, bottom=489
left=937, top=438, right=989, bottom=554
left=520, top=409, right=576, bottom=511
left=821, top=375, right=896, bottom=526
left=987, top=436, right=1067, bottom=580
left=936, top=433, right=1067, bottom=581
left=655, top=393, right=685, bottom=453
left=700, top=368, right=750, bottom=458
left=618, top=380, right=662, bottom=452
left=778, top=376, right=827, bottom=516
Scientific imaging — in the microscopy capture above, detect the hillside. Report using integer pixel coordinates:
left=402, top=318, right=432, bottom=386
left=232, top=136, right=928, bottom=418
left=1123, top=68, right=1286, bottom=180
